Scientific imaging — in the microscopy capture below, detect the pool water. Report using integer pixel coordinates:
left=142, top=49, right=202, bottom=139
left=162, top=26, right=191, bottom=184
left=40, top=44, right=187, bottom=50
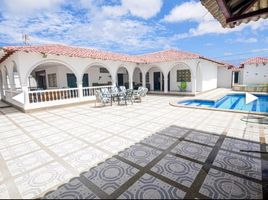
left=178, top=94, right=268, bottom=113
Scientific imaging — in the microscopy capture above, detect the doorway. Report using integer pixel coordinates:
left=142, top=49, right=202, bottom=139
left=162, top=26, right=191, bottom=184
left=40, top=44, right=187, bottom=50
left=35, top=71, right=47, bottom=89
left=234, top=72, right=239, bottom=84
left=154, top=72, right=161, bottom=91
left=117, top=74, right=124, bottom=86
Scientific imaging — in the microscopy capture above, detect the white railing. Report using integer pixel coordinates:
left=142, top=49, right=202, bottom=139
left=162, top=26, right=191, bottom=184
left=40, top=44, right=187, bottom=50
left=83, top=85, right=113, bottom=97
left=28, top=88, right=79, bottom=104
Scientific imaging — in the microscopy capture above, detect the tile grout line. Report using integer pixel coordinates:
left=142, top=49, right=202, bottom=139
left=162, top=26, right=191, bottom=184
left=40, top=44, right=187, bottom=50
left=184, top=113, right=235, bottom=199
left=260, top=126, right=268, bottom=199
left=0, top=110, right=83, bottom=199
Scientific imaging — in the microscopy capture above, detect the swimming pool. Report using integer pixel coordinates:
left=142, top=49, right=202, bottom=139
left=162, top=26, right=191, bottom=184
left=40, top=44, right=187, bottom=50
left=178, top=94, right=268, bottom=113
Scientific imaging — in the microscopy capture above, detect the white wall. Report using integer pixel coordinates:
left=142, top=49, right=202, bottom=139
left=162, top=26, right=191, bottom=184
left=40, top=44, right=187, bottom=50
left=242, top=63, right=268, bottom=85
left=87, top=66, right=112, bottom=86
left=217, top=66, right=232, bottom=88
left=199, top=61, right=218, bottom=91
left=169, top=65, right=192, bottom=92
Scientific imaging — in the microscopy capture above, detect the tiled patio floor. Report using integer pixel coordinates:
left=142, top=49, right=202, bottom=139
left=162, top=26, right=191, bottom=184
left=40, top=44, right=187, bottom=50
left=0, top=92, right=267, bottom=199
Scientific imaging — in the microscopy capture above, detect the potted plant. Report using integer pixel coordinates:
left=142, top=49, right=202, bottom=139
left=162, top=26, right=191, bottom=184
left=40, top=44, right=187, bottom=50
left=178, top=81, right=187, bottom=92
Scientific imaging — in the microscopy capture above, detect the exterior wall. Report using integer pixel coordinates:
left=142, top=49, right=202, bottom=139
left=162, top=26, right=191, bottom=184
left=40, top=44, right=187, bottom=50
left=169, top=65, right=192, bottom=92
left=199, top=60, right=218, bottom=91
left=242, top=64, right=268, bottom=85
left=217, top=66, right=232, bottom=88
left=87, top=67, right=112, bottom=86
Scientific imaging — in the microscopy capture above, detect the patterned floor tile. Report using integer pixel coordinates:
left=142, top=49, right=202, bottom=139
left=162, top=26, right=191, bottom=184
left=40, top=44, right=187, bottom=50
left=0, top=184, right=10, bottom=199
left=49, top=139, right=88, bottom=157
left=43, top=178, right=98, bottom=199
left=221, top=138, right=261, bottom=157
left=63, top=147, right=109, bottom=172
left=38, top=133, right=72, bottom=146
left=157, top=126, right=189, bottom=139
left=0, top=141, right=41, bottom=161
left=15, top=162, right=72, bottom=199
left=171, top=141, right=212, bottom=162
left=0, top=134, right=32, bottom=149
left=118, top=128, right=153, bottom=142
left=118, top=174, right=186, bottom=199
left=96, top=136, right=135, bottom=154
left=200, top=169, right=262, bottom=199
left=185, top=131, right=219, bottom=146
left=213, top=150, right=262, bottom=180
left=79, top=131, right=113, bottom=144
left=82, top=158, right=138, bottom=195
left=6, top=150, right=54, bottom=176
left=151, top=154, right=202, bottom=187
left=141, top=134, right=177, bottom=150
left=119, top=144, right=162, bottom=167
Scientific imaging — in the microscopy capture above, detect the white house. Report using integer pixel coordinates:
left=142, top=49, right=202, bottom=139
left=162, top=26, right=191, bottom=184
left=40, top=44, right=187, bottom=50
left=0, top=44, right=232, bottom=111
left=239, top=57, right=268, bottom=85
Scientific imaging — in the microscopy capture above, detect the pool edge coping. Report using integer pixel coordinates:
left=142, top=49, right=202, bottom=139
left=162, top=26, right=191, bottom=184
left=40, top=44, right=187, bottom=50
left=169, top=92, right=268, bottom=116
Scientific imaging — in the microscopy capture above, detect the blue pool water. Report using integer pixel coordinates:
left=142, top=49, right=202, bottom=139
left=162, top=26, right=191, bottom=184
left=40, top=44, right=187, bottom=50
left=178, top=94, right=268, bottom=113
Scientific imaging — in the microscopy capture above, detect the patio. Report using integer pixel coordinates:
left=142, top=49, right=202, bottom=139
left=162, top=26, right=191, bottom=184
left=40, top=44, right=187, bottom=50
left=0, top=93, right=267, bottom=199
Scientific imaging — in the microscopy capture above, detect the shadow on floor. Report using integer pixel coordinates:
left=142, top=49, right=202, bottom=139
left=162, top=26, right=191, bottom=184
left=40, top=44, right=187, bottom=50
left=41, top=124, right=267, bottom=199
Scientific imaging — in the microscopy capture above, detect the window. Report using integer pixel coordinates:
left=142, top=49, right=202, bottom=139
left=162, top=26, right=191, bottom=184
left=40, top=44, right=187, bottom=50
left=139, top=73, right=142, bottom=83
left=146, top=72, right=149, bottom=83
left=48, top=73, right=57, bottom=87
left=100, top=67, right=109, bottom=73
left=177, top=70, right=191, bottom=82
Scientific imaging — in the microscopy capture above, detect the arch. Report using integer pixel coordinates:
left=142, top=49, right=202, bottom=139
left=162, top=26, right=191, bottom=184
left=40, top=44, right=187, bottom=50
left=25, top=59, right=79, bottom=90
left=116, top=66, right=130, bottom=88
left=12, top=61, right=22, bottom=90
left=2, top=66, right=10, bottom=89
left=83, top=63, right=113, bottom=87
left=146, top=65, right=165, bottom=92
left=168, top=62, right=193, bottom=92
left=24, top=59, right=79, bottom=85
left=132, top=67, right=143, bottom=89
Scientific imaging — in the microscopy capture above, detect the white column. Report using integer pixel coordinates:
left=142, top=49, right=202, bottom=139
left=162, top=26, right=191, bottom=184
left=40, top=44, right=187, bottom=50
left=164, top=73, right=168, bottom=93
left=78, top=81, right=83, bottom=100
left=21, top=85, right=29, bottom=107
left=142, top=72, right=146, bottom=88
left=129, top=76, right=133, bottom=89
left=191, top=76, right=196, bottom=95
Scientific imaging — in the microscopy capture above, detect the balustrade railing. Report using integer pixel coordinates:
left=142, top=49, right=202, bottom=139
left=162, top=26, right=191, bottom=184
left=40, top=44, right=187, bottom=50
left=83, top=85, right=113, bottom=97
left=28, top=88, right=79, bottom=103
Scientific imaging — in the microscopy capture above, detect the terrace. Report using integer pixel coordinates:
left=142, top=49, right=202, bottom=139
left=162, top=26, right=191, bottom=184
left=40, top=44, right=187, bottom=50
left=0, top=90, right=267, bottom=199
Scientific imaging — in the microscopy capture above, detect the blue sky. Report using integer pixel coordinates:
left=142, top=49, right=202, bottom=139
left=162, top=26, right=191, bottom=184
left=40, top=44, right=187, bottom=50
left=0, top=0, right=268, bottom=65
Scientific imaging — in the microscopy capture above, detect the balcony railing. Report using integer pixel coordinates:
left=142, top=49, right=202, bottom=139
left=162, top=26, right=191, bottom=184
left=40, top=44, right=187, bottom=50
left=83, top=85, right=113, bottom=97
left=28, top=88, right=79, bottom=103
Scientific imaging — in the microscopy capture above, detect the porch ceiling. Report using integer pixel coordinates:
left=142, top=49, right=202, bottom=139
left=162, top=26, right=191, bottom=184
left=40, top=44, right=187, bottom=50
left=201, top=0, right=268, bottom=28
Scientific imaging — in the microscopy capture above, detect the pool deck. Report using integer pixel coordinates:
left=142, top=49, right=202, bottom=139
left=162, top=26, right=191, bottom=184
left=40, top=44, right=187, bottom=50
left=0, top=89, right=267, bottom=199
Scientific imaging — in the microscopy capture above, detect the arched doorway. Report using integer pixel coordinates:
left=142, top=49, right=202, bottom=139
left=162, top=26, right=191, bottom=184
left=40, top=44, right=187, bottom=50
left=117, top=67, right=129, bottom=88
left=27, top=62, right=78, bottom=90
left=83, top=65, right=112, bottom=87
left=168, top=63, right=192, bottom=92
left=12, top=64, right=22, bottom=90
left=147, top=67, right=164, bottom=91
left=133, top=67, right=143, bottom=89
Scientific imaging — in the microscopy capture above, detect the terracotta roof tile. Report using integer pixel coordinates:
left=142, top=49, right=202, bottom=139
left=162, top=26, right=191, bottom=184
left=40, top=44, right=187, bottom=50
left=1, top=44, right=231, bottom=67
left=241, top=57, right=268, bottom=65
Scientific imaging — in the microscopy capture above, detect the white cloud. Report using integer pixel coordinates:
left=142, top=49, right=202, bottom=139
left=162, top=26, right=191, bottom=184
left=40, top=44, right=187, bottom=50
left=122, top=0, right=163, bottom=19
left=1, top=0, right=64, bottom=15
left=164, top=1, right=268, bottom=39
left=163, top=1, right=208, bottom=23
